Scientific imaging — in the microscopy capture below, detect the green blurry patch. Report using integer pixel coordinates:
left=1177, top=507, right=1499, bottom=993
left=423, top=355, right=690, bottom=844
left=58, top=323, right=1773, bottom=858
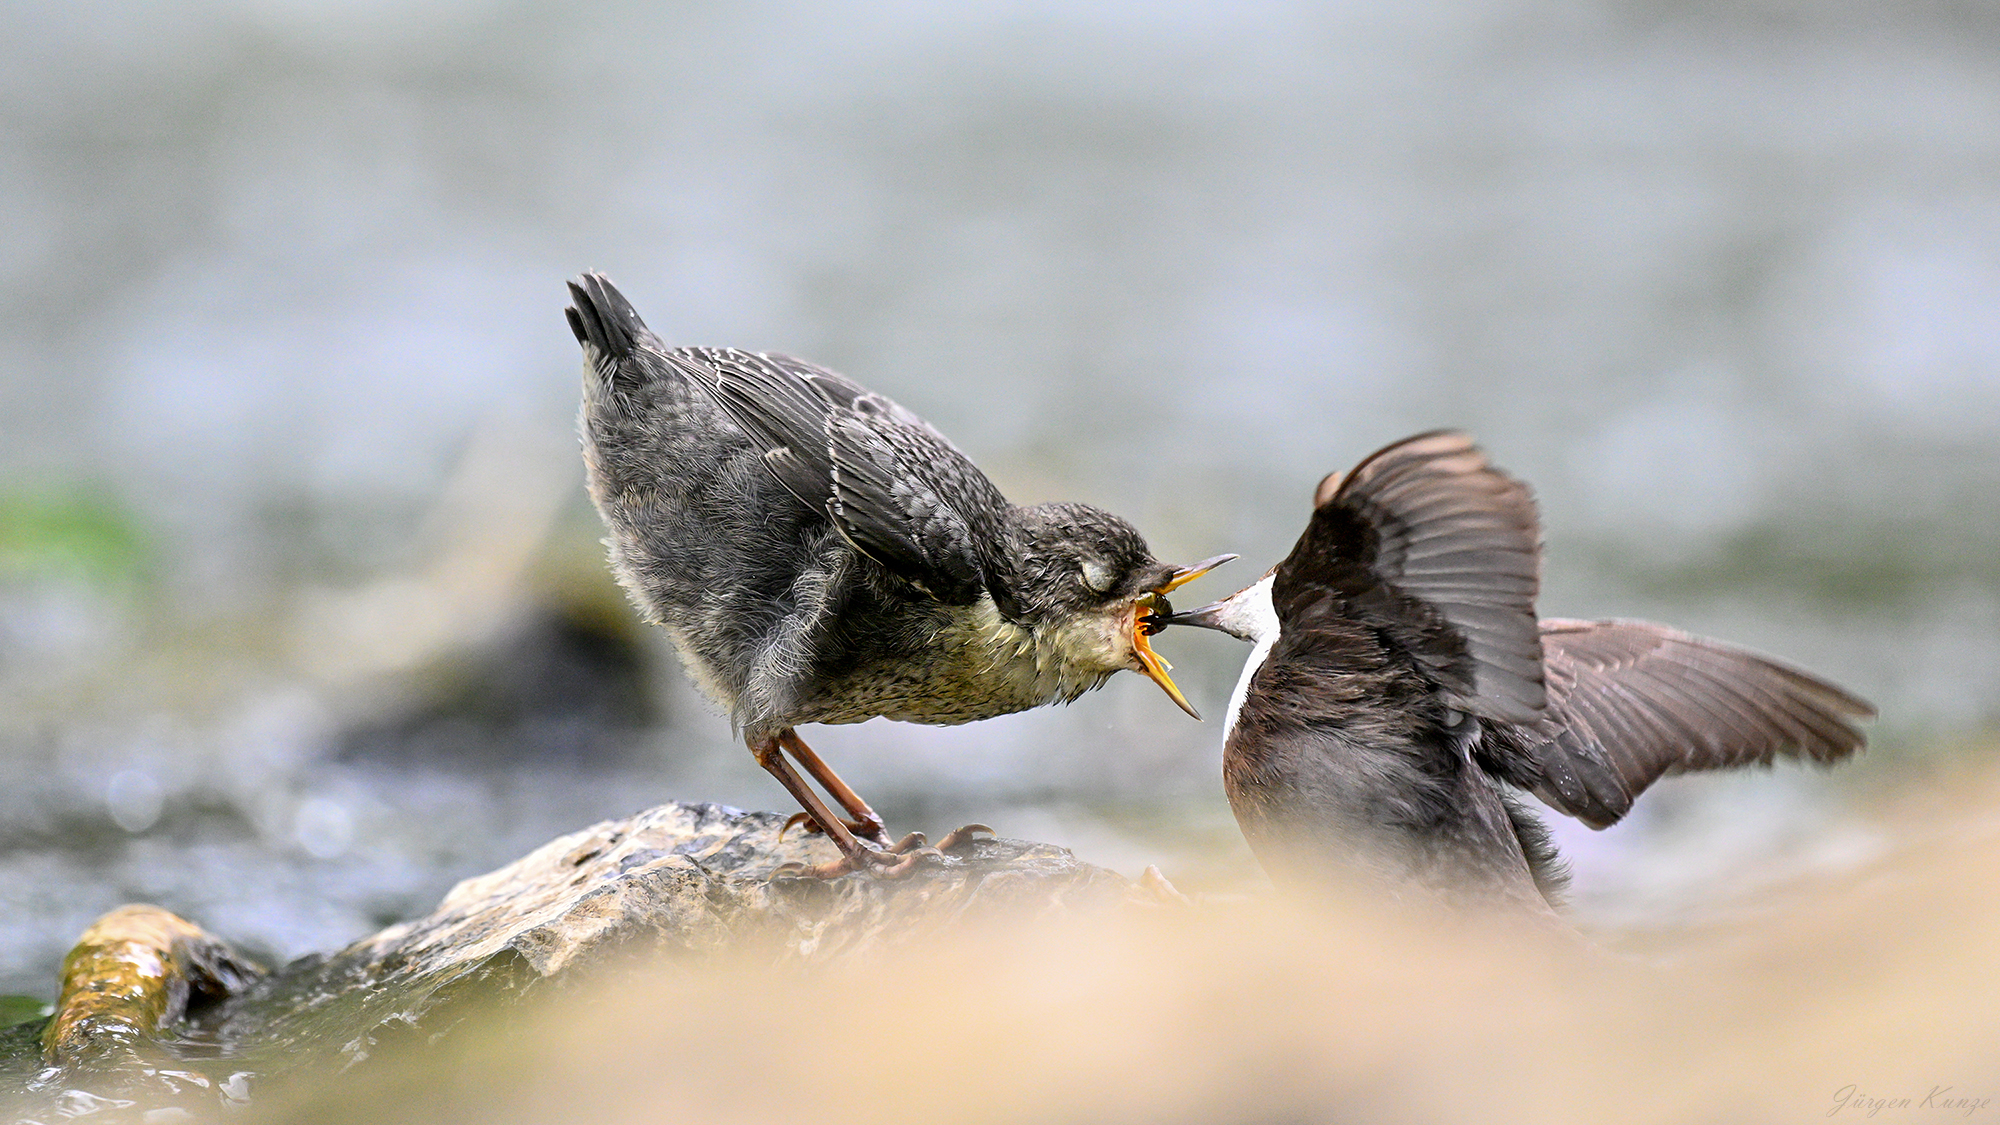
left=0, top=487, right=150, bottom=585
left=0, top=994, right=49, bottom=1029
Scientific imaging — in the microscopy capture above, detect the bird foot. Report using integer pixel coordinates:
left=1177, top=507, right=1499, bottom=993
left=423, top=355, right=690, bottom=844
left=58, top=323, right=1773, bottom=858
left=934, top=823, right=995, bottom=852
left=771, top=841, right=944, bottom=880
left=768, top=823, right=992, bottom=880
left=778, top=811, right=893, bottom=848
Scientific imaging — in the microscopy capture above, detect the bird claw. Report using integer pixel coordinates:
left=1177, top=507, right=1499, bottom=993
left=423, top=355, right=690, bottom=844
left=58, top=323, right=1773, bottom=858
left=769, top=837, right=954, bottom=880
left=769, top=820, right=991, bottom=880
left=778, top=811, right=892, bottom=848
left=870, top=846, right=945, bottom=877
left=934, top=823, right=995, bottom=852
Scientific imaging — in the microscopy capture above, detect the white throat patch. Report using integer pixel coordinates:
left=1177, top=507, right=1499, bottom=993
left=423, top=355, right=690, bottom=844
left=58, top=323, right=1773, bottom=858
left=1220, top=574, right=1280, bottom=737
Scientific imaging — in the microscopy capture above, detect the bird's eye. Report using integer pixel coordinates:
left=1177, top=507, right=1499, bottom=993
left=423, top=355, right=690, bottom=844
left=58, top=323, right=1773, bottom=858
left=1080, top=559, right=1115, bottom=594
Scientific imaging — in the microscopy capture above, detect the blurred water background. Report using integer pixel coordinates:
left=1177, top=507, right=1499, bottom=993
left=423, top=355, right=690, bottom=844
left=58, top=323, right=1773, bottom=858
left=2, top=0, right=1996, bottom=996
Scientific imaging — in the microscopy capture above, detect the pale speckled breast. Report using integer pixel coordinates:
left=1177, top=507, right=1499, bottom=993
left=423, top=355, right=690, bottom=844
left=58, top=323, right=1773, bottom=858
left=793, top=598, right=1111, bottom=726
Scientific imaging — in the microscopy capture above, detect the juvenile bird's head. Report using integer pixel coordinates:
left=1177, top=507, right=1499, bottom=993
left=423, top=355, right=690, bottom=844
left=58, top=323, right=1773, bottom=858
left=998, top=502, right=1233, bottom=718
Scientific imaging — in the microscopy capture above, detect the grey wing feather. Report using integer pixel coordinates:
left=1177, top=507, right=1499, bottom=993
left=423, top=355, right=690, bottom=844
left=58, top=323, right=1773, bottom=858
left=1332, top=431, right=1547, bottom=724
left=680, top=347, right=1003, bottom=603
left=821, top=410, right=996, bottom=601
left=1498, top=619, right=1874, bottom=828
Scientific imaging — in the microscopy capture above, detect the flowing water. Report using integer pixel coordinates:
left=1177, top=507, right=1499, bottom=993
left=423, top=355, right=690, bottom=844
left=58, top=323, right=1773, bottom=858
left=3, top=0, right=1997, bottom=999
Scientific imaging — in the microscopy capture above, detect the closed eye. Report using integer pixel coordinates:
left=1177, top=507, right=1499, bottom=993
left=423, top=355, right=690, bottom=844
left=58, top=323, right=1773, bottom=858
left=1080, top=559, right=1115, bottom=594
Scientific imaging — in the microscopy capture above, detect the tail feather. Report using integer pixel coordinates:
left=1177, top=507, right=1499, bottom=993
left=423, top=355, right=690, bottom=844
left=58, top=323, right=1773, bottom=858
left=566, top=273, right=661, bottom=384
left=1502, top=791, right=1570, bottom=909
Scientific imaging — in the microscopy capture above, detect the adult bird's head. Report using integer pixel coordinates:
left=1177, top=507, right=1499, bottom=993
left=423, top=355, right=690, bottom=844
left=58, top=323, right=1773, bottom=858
left=999, top=502, right=1234, bottom=719
left=1158, top=570, right=1280, bottom=646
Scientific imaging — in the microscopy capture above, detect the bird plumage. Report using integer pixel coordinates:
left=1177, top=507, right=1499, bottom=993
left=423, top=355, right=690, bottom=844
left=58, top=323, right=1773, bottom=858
left=1485, top=618, right=1874, bottom=830
left=1170, top=431, right=1873, bottom=910
left=567, top=272, right=1224, bottom=873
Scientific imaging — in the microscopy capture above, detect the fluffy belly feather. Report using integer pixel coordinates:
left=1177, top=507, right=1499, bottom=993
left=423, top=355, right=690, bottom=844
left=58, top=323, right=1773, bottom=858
left=797, top=598, right=1111, bottom=726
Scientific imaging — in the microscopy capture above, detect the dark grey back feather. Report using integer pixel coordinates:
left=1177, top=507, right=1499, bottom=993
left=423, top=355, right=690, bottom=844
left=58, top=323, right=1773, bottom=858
left=677, top=346, right=1010, bottom=605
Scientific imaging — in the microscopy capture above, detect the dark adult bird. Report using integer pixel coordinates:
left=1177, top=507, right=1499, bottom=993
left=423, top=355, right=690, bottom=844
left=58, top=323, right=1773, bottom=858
left=1162, top=431, right=1872, bottom=910
left=566, top=273, right=1231, bottom=876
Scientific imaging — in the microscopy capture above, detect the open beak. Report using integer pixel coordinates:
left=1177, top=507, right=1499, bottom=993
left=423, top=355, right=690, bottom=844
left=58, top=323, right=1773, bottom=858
left=1129, top=553, right=1236, bottom=721
left=1162, top=600, right=1233, bottom=632
left=1161, top=553, right=1238, bottom=594
left=1132, top=597, right=1199, bottom=720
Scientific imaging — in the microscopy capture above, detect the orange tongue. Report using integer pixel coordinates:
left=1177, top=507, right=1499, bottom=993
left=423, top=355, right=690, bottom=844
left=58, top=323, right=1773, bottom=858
left=1133, top=600, right=1199, bottom=720
left=1127, top=554, right=1236, bottom=721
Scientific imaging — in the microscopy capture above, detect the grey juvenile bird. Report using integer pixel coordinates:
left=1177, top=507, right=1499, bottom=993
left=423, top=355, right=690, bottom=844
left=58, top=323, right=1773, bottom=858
left=1164, top=431, right=1872, bottom=911
left=566, top=273, right=1231, bottom=875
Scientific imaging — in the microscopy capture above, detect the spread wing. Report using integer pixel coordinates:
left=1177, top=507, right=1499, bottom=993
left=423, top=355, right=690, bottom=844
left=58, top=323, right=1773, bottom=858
left=674, top=347, right=1009, bottom=604
left=1482, top=619, right=1874, bottom=828
left=1274, top=430, right=1546, bottom=724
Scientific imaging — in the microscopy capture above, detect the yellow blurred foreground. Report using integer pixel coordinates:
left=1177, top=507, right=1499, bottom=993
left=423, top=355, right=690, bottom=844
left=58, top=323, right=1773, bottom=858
left=267, top=764, right=2000, bottom=1125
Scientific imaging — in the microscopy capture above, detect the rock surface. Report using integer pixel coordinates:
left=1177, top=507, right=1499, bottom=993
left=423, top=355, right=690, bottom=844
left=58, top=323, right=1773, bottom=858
left=3, top=802, right=1148, bottom=1121
left=38, top=906, right=265, bottom=1073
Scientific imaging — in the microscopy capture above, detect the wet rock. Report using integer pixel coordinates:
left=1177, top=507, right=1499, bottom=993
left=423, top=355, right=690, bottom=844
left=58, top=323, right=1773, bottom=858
left=4, top=802, right=1151, bottom=1119
left=1, top=906, right=264, bottom=1122
left=40, top=906, right=263, bottom=1074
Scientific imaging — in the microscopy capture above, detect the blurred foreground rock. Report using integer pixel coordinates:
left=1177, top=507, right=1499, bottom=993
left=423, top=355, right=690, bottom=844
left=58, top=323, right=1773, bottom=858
left=2, top=802, right=1146, bottom=1121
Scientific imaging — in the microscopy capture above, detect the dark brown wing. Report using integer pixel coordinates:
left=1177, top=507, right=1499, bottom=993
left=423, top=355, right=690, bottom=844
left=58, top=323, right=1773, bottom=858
left=1273, top=431, right=1546, bottom=724
left=1489, top=619, right=1875, bottom=828
left=678, top=347, right=1008, bottom=604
